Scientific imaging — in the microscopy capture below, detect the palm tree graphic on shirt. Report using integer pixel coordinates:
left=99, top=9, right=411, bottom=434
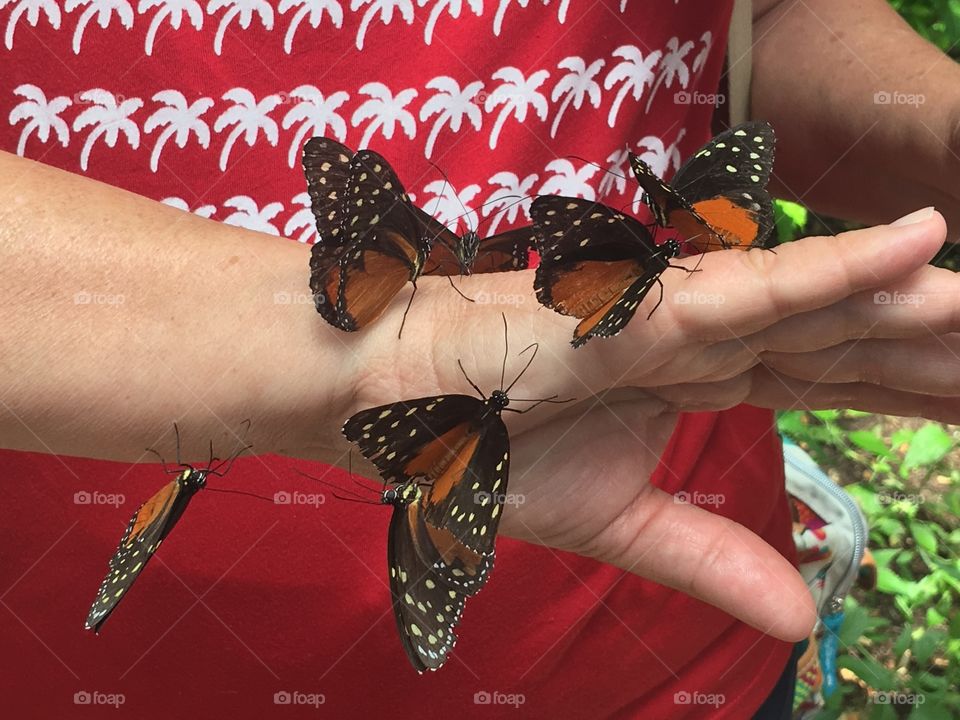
left=284, top=192, right=320, bottom=243
left=419, top=76, right=484, bottom=159
left=482, top=171, right=538, bottom=234
left=420, top=180, right=481, bottom=234
left=351, top=82, right=418, bottom=148
left=417, top=0, right=482, bottom=45
left=2, top=0, right=61, bottom=50
left=278, top=0, right=343, bottom=54
left=138, top=0, right=204, bottom=56
left=72, top=89, right=143, bottom=171
left=213, top=88, right=282, bottom=171
left=144, top=90, right=214, bottom=172
left=484, top=66, right=550, bottom=150
left=645, top=35, right=694, bottom=112
left=604, top=44, right=661, bottom=127
left=350, top=0, right=413, bottom=50
left=281, top=85, right=349, bottom=167
left=206, top=0, right=274, bottom=55
left=161, top=196, right=217, bottom=218
left=549, top=55, right=605, bottom=139
left=630, top=129, right=686, bottom=212
left=222, top=195, right=284, bottom=235
left=539, top=158, right=599, bottom=200
left=9, top=84, right=72, bottom=157
left=65, top=0, right=134, bottom=54
left=598, top=146, right=630, bottom=199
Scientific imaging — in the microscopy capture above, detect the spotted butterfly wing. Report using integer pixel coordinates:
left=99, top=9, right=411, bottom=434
left=413, top=207, right=534, bottom=277
left=531, top=196, right=680, bottom=347
left=387, top=483, right=470, bottom=672
left=631, top=121, right=776, bottom=253
left=343, top=395, right=509, bottom=555
left=304, top=139, right=429, bottom=331
left=85, top=470, right=205, bottom=632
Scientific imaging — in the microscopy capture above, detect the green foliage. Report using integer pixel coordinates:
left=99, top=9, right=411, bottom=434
left=779, top=410, right=960, bottom=717
left=890, top=0, right=960, bottom=60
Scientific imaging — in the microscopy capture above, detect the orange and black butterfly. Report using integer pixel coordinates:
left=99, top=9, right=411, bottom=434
left=85, top=426, right=250, bottom=633
left=302, top=138, right=534, bottom=331
left=531, top=196, right=682, bottom=348
left=630, top=121, right=776, bottom=254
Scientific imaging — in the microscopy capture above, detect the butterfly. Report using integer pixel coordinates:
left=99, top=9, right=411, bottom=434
left=630, top=121, right=776, bottom=254
left=85, top=426, right=250, bottom=633
left=383, top=480, right=493, bottom=672
left=531, top=196, right=682, bottom=348
left=303, top=138, right=535, bottom=331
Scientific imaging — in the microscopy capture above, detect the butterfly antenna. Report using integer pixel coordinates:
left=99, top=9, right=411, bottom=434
left=500, top=312, right=509, bottom=391
left=174, top=422, right=183, bottom=467
left=429, top=160, right=475, bottom=235
left=207, top=487, right=274, bottom=503
left=146, top=446, right=178, bottom=475
left=398, top=283, right=417, bottom=340
left=566, top=154, right=629, bottom=183
left=457, top=359, right=485, bottom=399
left=445, top=275, right=475, bottom=302
left=504, top=394, right=576, bottom=413
left=504, top=342, right=539, bottom=394
left=294, top=468, right=379, bottom=505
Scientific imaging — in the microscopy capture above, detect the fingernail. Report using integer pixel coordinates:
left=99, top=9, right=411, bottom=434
left=891, top=207, right=935, bottom=227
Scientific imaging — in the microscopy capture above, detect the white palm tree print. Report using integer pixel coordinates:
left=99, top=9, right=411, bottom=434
left=483, top=171, right=537, bottom=234
left=138, top=0, right=203, bottom=56
left=491, top=0, right=526, bottom=36
left=598, top=146, right=629, bottom=198
left=350, top=0, right=413, bottom=51
left=549, top=56, right=605, bottom=138
left=417, top=0, right=482, bottom=45
left=221, top=195, right=283, bottom=235
left=645, top=35, right=694, bottom=112
left=207, top=0, right=274, bottom=55
left=284, top=192, right=318, bottom=242
left=2, top=0, right=61, bottom=50
left=484, top=66, right=549, bottom=150
left=691, top=30, right=712, bottom=75
left=630, top=129, right=685, bottom=211
left=419, top=76, right=483, bottom=159
left=214, top=88, right=282, bottom=171
left=65, top=0, right=134, bottom=54
left=603, top=44, right=661, bottom=127
left=421, top=180, right=481, bottom=232
left=9, top=85, right=71, bottom=157
left=281, top=85, right=349, bottom=167
left=144, top=90, right=213, bottom=172
left=539, top=158, right=598, bottom=200
left=351, top=82, right=417, bottom=148
left=72, top=89, right=143, bottom=171
left=541, top=0, right=568, bottom=23
left=161, top=196, right=217, bottom=217
left=279, top=0, right=342, bottom=54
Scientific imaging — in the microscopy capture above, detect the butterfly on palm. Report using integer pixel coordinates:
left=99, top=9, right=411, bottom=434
left=531, top=196, right=682, bottom=348
left=85, top=426, right=250, bottom=633
left=630, top=121, right=776, bottom=254
left=302, top=138, right=535, bottom=331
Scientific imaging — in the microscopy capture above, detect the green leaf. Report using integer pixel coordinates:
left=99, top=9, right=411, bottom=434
left=901, top=424, right=953, bottom=476
left=839, top=654, right=899, bottom=690
left=840, top=603, right=871, bottom=645
left=849, top=430, right=893, bottom=457
left=893, top=624, right=913, bottom=658
left=911, top=521, right=939, bottom=554
left=950, top=612, right=960, bottom=640
left=909, top=699, right=950, bottom=720
left=912, top=628, right=945, bottom=666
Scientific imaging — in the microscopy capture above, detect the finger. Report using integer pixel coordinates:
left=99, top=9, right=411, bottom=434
left=751, top=263, right=960, bottom=353
left=651, top=209, right=945, bottom=343
left=761, top=334, right=960, bottom=396
left=593, top=485, right=816, bottom=642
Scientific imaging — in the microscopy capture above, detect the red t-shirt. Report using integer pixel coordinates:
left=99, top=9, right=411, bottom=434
left=0, top=2, right=795, bottom=717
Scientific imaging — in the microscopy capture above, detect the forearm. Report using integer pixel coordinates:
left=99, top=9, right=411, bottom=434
left=752, top=0, right=960, bottom=233
left=0, top=151, right=352, bottom=464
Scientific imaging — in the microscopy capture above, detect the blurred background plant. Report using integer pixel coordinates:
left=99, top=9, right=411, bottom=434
left=771, top=3, right=960, bottom=718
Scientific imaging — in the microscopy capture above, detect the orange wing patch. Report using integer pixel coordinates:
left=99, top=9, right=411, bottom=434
left=427, top=432, right=482, bottom=505
left=419, top=512, right=485, bottom=578
left=573, top=289, right=629, bottom=342
left=403, top=423, right=473, bottom=479
left=342, top=249, right=412, bottom=328
left=679, top=198, right=759, bottom=253
left=548, top=259, right=643, bottom=318
left=128, top=480, right=179, bottom=543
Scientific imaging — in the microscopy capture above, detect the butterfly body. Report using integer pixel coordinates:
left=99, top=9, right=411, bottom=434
left=532, top=196, right=682, bottom=347
left=630, top=121, right=776, bottom=253
left=85, top=468, right=209, bottom=633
